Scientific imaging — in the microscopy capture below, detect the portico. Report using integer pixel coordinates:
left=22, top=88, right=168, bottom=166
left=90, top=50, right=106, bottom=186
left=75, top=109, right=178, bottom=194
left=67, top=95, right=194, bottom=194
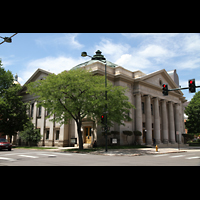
left=134, top=92, right=185, bottom=146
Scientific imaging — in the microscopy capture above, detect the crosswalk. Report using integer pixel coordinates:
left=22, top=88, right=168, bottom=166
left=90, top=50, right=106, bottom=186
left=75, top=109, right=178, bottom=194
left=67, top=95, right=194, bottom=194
left=0, top=152, right=86, bottom=162
left=153, top=154, right=200, bottom=160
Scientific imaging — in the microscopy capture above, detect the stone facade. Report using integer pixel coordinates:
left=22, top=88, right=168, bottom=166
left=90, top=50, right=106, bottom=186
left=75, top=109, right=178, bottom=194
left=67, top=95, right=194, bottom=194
left=15, top=53, right=186, bottom=147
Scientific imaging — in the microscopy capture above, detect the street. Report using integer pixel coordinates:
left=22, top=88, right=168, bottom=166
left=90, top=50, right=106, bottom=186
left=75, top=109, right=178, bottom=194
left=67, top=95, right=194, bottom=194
left=0, top=149, right=200, bottom=166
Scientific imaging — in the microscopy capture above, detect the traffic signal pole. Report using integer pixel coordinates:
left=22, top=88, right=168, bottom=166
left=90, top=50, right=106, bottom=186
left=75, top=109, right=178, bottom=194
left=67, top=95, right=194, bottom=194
left=163, top=79, right=200, bottom=95
left=168, top=85, right=200, bottom=92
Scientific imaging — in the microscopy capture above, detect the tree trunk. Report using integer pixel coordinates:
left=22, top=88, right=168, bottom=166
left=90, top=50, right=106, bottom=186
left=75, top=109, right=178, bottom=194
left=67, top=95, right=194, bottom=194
left=76, top=120, right=83, bottom=150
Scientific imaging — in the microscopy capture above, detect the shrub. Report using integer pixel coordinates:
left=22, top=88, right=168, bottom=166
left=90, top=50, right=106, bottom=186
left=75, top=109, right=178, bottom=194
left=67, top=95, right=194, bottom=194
left=123, top=130, right=133, bottom=145
left=134, top=130, right=142, bottom=136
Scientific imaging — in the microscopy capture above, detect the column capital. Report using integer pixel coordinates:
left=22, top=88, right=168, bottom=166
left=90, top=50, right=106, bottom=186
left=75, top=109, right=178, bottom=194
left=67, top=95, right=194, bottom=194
left=144, top=94, right=152, bottom=99
left=133, top=92, right=143, bottom=96
left=152, top=96, right=161, bottom=101
left=160, top=99, right=167, bottom=103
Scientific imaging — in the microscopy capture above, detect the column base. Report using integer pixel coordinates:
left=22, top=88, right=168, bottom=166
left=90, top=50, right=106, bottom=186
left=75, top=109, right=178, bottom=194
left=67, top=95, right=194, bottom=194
left=163, top=139, right=168, bottom=144
left=146, top=139, right=152, bottom=145
left=155, top=139, right=161, bottom=144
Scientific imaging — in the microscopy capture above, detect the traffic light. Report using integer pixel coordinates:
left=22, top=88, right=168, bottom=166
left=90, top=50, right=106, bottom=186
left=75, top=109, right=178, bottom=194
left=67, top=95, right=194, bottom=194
left=188, top=79, right=196, bottom=93
left=101, top=115, right=105, bottom=125
left=162, top=83, right=168, bottom=96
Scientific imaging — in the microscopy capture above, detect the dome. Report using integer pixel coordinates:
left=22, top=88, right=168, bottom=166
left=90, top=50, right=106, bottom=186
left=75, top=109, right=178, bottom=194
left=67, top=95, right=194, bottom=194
left=71, top=50, right=118, bottom=70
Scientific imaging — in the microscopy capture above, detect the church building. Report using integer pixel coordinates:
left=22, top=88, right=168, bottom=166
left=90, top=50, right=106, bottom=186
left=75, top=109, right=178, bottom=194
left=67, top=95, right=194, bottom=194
left=17, top=50, right=187, bottom=147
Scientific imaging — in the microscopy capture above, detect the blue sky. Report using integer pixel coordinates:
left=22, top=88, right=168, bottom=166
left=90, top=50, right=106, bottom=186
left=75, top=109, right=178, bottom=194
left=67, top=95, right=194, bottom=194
left=0, top=33, right=200, bottom=101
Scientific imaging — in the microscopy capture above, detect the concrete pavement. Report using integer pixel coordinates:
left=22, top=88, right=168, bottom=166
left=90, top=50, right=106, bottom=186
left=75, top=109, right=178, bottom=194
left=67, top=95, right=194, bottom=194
left=1, top=148, right=200, bottom=166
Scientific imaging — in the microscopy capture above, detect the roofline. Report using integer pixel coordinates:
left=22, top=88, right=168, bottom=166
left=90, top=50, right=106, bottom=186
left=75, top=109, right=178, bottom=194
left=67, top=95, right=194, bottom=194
left=22, top=68, right=52, bottom=87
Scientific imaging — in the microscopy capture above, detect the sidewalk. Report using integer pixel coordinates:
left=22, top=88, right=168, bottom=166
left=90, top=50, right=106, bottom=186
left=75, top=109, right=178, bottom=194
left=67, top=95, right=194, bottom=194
left=88, top=148, right=187, bottom=156
left=41, top=146, right=200, bottom=156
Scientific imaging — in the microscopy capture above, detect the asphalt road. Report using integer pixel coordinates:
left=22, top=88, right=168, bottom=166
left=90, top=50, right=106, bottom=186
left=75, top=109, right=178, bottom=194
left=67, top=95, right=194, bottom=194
left=0, top=149, right=200, bottom=166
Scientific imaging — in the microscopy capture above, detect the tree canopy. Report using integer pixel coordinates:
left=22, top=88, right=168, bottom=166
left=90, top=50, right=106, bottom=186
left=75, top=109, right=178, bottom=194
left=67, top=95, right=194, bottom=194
left=185, top=91, right=200, bottom=135
left=0, top=60, right=29, bottom=142
left=27, top=68, right=135, bottom=149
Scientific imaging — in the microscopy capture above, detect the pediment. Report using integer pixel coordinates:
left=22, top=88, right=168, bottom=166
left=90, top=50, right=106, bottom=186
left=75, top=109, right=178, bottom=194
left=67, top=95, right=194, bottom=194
left=137, top=69, right=183, bottom=95
left=20, top=68, right=52, bottom=94
left=140, top=70, right=175, bottom=88
left=24, top=68, right=52, bottom=86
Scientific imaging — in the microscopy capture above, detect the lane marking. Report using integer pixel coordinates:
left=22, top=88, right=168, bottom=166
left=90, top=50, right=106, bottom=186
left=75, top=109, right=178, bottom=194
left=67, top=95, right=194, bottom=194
left=185, top=156, right=200, bottom=159
left=170, top=155, right=185, bottom=158
left=18, top=155, right=39, bottom=158
left=53, top=153, right=72, bottom=156
left=0, top=157, right=16, bottom=162
left=37, top=153, right=57, bottom=157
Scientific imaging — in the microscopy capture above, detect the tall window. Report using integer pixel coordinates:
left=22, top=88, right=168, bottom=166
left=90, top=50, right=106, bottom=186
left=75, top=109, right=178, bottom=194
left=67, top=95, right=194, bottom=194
left=151, top=104, right=153, bottom=115
left=31, top=103, right=34, bottom=118
left=38, top=106, right=42, bottom=117
left=46, top=130, right=49, bottom=140
left=142, top=102, right=145, bottom=114
left=56, top=130, right=60, bottom=140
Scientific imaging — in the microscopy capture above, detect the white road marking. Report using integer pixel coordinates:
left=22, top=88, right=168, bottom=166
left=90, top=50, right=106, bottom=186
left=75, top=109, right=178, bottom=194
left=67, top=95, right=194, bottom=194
left=53, top=153, right=72, bottom=156
left=185, top=156, right=200, bottom=159
left=18, top=155, right=39, bottom=158
left=170, top=155, right=185, bottom=158
left=0, top=157, right=16, bottom=162
left=37, top=153, right=57, bottom=157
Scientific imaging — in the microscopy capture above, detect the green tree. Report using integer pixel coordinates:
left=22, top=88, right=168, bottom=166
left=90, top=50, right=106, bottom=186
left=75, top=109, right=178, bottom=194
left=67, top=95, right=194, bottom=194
left=0, top=60, right=29, bottom=142
left=20, top=121, right=42, bottom=146
left=185, top=91, right=200, bottom=136
left=0, top=59, right=13, bottom=92
left=27, top=68, right=135, bottom=150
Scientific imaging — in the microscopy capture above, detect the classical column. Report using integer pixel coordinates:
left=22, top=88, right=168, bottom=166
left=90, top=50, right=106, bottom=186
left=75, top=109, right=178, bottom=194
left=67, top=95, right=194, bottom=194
left=135, top=93, right=143, bottom=144
left=145, top=95, right=152, bottom=145
left=168, top=102, right=176, bottom=144
left=175, top=103, right=181, bottom=143
left=40, top=107, right=46, bottom=146
left=153, top=97, right=161, bottom=144
left=161, top=99, right=168, bottom=144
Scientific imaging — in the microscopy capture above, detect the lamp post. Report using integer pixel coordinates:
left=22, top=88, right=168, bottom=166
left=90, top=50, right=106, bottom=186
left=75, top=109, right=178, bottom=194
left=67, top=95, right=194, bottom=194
left=81, top=50, right=108, bottom=152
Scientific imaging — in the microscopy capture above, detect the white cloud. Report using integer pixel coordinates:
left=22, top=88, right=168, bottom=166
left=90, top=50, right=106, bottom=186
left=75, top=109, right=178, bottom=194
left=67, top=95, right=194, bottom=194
left=35, top=33, right=84, bottom=50
left=121, top=33, right=179, bottom=38
left=116, top=54, right=152, bottom=71
left=174, top=57, right=200, bottom=70
left=182, top=33, right=200, bottom=53
left=137, top=44, right=170, bottom=58
left=54, top=33, right=84, bottom=49
left=20, top=56, right=86, bottom=85
left=95, top=38, right=131, bottom=61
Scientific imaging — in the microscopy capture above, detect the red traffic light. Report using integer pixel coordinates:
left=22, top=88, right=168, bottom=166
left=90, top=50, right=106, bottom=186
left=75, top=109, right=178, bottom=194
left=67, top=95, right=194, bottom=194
left=101, top=115, right=105, bottom=124
left=162, top=83, right=168, bottom=96
left=188, top=79, right=196, bottom=93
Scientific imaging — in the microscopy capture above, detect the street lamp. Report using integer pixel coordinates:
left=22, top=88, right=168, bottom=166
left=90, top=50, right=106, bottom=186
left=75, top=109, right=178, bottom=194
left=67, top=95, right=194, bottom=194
left=81, top=50, right=108, bottom=152
left=0, top=33, right=18, bottom=45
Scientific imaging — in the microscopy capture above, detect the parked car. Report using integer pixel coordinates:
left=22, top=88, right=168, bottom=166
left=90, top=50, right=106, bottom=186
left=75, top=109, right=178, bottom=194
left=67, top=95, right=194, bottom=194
left=0, top=138, right=12, bottom=151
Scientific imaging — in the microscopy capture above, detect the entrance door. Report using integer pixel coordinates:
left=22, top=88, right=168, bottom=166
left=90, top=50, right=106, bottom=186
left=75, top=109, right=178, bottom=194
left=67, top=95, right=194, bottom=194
left=85, top=127, right=92, bottom=144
